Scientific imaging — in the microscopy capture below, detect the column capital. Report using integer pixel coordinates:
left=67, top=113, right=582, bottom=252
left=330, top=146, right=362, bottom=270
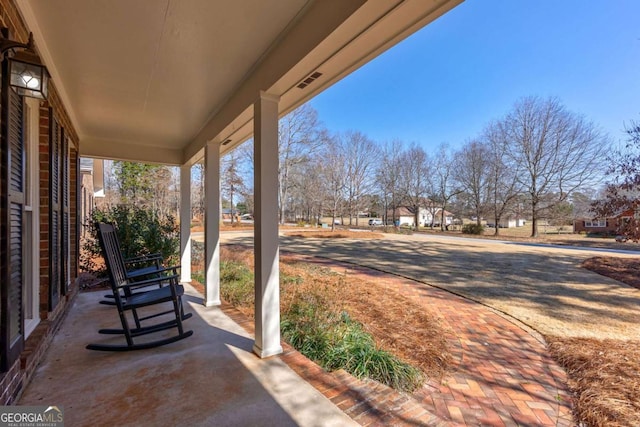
left=257, top=91, right=280, bottom=104
left=205, top=139, right=219, bottom=148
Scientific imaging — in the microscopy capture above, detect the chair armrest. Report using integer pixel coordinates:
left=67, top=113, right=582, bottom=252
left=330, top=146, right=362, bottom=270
left=118, top=273, right=180, bottom=290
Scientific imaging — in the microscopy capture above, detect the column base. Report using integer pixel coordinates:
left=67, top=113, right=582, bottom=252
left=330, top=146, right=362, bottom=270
left=253, top=343, right=283, bottom=358
left=203, top=299, right=221, bottom=307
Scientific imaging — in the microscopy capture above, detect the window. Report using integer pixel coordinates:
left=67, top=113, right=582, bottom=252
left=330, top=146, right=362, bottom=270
left=24, top=98, right=40, bottom=338
left=585, top=219, right=607, bottom=227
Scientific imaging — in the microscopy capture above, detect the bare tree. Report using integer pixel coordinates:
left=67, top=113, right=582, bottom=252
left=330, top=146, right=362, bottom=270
left=570, top=190, right=596, bottom=220
left=376, top=140, right=404, bottom=226
left=234, top=139, right=255, bottom=216
left=484, top=120, right=524, bottom=235
left=341, top=131, right=380, bottom=226
left=278, top=104, right=324, bottom=224
left=503, top=97, right=608, bottom=237
left=292, top=160, right=326, bottom=224
left=399, top=143, right=431, bottom=229
left=221, top=149, right=245, bottom=224
left=321, top=135, right=347, bottom=231
left=191, top=163, right=205, bottom=220
left=432, top=144, right=463, bottom=231
left=456, top=140, right=490, bottom=225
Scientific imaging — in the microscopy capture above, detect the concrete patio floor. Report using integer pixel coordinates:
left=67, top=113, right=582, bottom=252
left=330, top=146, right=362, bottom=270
left=18, top=285, right=357, bottom=427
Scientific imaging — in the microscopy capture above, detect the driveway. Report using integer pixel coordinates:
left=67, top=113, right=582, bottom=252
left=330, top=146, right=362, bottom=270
left=220, top=231, right=640, bottom=340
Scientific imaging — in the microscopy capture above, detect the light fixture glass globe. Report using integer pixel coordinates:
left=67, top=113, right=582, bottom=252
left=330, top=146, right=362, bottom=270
left=21, top=74, right=40, bottom=89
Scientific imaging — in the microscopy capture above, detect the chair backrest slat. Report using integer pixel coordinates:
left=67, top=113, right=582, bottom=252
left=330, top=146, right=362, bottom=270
left=96, top=222, right=129, bottom=289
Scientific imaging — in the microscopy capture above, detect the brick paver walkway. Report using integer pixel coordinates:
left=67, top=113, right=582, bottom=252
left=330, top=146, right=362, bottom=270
left=219, top=248, right=575, bottom=425
left=274, top=254, right=574, bottom=426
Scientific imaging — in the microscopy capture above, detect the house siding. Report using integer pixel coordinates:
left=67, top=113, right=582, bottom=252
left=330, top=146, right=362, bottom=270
left=0, top=0, right=80, bottom=404
left=573, top=219, right=617, bottom=234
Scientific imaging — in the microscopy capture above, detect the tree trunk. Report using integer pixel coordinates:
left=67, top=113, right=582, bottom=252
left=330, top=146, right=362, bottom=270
left=230, top=186, right=234, bottom=224
left=530, top=204, right=538, bottom=237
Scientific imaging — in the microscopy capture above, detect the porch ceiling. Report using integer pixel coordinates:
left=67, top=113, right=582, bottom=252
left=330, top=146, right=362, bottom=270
left=17, top=0, right=462, bottom=165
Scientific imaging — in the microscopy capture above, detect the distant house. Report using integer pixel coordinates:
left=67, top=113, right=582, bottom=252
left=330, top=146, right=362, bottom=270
left=498, top=216, right=526, bottom=229
left=386, top=206, right=454, bottom=227
left=79, top=158, right=105, bottom=237
left=573, top=208, right=635, bottom=234
left=221, top=208, right=239, bottom=220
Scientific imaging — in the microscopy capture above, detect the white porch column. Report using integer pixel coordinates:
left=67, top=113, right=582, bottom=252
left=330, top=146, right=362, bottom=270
left=253, top=91, right=282, bottom=358
left=179, top=165, right=192, bottom=283
left=204, top=141, right=221, bottom=307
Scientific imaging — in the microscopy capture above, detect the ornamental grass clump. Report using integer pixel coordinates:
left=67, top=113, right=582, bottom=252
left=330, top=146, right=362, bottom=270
left=322, top=312, right=424, bottom=392
left=281, top=297, right=424, bottom=392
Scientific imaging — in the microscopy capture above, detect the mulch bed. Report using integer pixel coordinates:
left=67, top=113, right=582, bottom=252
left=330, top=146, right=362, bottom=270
left=582, top=256, right=640, bottom=289
left=548, top=256, right=640, bottom=426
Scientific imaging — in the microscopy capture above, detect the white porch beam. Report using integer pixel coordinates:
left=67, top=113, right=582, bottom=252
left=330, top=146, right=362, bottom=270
left=204, top=141, right=221, bottom=307
left=253, top=91, right=282, bottom=358
left=80, top=138, right=183, bottom=165
left=179, top=165, right=192, bottom=283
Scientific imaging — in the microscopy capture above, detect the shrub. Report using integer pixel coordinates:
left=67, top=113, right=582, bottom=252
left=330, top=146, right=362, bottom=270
left=191, top=240, right=204, bottom=265
left=219, top=260, right=254, bottom=306
left=281, top=292, right=334, bottom=361
left=80, top=205, right=179, bottom=274
left=462, top=223, right=484, bottom=235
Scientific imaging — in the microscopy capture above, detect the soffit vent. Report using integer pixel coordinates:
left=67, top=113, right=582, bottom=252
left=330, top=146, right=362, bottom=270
left=297, top=71, right=323, bottom=89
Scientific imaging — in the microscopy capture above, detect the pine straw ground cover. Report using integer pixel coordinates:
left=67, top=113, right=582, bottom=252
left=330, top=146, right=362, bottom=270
left=192, top=246, right=450, bottom=392
left=544, top=256, right=640, bottom=427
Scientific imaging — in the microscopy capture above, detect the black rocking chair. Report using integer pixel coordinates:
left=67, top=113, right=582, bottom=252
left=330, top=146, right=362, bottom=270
left=86, top=222, right=193, bottom=351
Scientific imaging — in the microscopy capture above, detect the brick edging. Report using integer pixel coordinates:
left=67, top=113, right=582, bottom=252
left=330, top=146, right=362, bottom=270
left=218, top=301, right=449, bottom=426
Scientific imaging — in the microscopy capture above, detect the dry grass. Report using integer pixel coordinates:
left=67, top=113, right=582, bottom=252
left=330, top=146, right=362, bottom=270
left=547, top=336, right=640, bottom=427
left=284, top=230, right=384, bottom=239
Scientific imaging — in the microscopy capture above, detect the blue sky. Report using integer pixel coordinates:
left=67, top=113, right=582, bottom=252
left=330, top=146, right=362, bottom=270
left=309, top=0, right=639, bottom=150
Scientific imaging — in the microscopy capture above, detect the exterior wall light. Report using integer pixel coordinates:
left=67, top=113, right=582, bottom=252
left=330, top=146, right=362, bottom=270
left=0, top=28, right=49, bottom=100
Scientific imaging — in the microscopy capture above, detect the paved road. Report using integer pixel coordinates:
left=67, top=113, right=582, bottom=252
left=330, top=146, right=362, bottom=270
left=411, top=231, right=640, bottom=255
left=214, top=230, right=640, bottom=340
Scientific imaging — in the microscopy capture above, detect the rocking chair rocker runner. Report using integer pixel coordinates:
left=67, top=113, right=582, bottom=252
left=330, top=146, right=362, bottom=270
left=87, top=222, right=193, bottom=351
